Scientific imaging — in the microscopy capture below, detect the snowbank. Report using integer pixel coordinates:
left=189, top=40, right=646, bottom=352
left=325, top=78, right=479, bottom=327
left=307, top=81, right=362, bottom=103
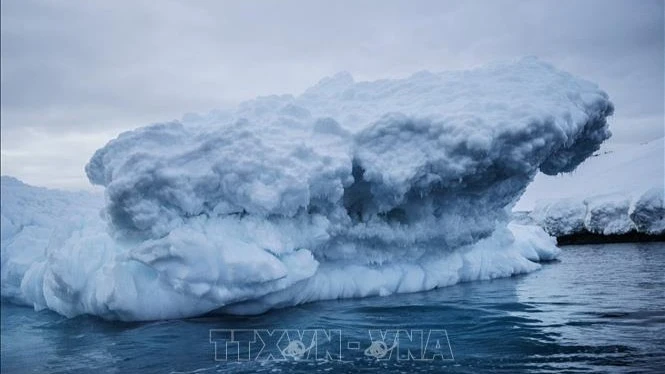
left=516, top=138, right=664, bottom=211
left=1, top=58, right=612, bottom=320
left=526, top=138, right=664, bottom=239
left=531, top=188, right=664, bottom=237
left=630, top=188, right=665, bottom=234
left=530, top=198, right=586, bottom=237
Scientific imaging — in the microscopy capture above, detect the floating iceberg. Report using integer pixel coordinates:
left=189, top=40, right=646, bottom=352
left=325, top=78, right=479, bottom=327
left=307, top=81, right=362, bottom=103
left=1, top=58, right=614, bottom=320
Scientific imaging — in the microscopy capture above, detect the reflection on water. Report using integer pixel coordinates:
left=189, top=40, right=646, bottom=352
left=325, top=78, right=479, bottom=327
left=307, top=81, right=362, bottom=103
left=2, top=243, right=664, bottom=373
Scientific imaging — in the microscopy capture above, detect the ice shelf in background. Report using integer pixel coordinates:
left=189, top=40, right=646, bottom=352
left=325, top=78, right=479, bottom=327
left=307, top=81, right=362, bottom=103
left=523, top=138, right=664, bottom=238
left=516, top=138, right=664, bottom=212
left=531, top=187, right=664, bottom=237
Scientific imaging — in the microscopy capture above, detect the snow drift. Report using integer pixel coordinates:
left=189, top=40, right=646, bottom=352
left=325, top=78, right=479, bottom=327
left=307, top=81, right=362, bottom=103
left=516, top=137, right=664, bottom=211
left=525, top=138, right=664, bottom=238
left=531, top=188, right=665, bottom=237
left=1, top=58, right=613, bottom=320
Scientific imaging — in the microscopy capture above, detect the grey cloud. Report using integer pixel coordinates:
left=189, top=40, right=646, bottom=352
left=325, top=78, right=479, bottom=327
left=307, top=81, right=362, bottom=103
left=1, top=0, right=663, bottom=189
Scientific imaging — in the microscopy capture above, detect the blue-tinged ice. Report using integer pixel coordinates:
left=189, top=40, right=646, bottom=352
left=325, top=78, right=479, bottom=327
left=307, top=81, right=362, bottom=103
left=1, top=58, right=614, bottom=320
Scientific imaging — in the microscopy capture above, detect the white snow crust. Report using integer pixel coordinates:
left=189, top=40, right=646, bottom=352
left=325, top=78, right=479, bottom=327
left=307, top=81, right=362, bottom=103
left=532, top=187, right=664, bottom=237
left=517, top=138, right=664, bottom=211
left=528, top=139, right=664, bottom=237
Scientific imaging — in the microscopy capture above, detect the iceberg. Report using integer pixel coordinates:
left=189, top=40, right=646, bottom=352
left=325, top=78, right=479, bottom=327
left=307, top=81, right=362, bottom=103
left=1, top=58, right=614, bottom=320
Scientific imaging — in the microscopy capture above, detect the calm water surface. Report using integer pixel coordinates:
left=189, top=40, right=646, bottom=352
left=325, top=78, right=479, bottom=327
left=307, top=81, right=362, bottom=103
left=2, top=243, right=664, bottom=373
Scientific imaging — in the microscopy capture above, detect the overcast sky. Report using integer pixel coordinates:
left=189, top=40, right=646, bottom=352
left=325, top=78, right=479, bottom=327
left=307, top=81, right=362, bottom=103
left=1, top=0, right=663, bottom=189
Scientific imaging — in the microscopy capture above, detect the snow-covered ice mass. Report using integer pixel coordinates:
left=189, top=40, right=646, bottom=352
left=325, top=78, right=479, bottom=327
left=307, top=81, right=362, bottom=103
left=1, top=58, right=615, bottom=320
left=522, top=138, right=664, bottom=237
left=531, top=187, right=665, bottom=237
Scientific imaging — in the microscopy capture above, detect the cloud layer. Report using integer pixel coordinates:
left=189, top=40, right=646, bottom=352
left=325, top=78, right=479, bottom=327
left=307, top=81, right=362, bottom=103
left=1, top=0, right=663, bottom=189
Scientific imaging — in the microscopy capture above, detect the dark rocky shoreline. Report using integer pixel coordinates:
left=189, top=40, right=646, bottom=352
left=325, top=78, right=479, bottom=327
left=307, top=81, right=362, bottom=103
left=556, top=230, right=665, bottom=246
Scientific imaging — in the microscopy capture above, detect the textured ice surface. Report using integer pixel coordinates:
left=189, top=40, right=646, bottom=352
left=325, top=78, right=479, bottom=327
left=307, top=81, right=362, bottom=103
left=531, top=198, right=587, bottom=237
left=630, top=188, right=665, bottom=235
left=517, top=137, right=664, bottom=211
left=532, top=189, right=664, bottom=237
left=584, top=194, right=635, bottom=235
left=1, top=58, right=613, bottom=320
left=529, top=139, right=664, bottom=237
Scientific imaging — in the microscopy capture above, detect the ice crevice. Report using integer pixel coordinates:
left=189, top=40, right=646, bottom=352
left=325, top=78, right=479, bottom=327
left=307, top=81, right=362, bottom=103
left=1, top=58, right=613, bottom=320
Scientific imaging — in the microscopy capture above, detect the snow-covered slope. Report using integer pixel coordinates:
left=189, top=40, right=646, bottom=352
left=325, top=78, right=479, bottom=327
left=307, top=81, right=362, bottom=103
left=522, top=138, right=664, bottom=237
left=1, top=58, right=612, bottom=320
left=531, top=188, right=664, bottom=237
left=516, top=138, right=664, bottom=211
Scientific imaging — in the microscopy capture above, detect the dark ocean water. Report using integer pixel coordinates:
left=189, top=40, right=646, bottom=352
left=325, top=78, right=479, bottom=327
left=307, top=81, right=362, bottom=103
left=2, top=242, right=664, bottom=373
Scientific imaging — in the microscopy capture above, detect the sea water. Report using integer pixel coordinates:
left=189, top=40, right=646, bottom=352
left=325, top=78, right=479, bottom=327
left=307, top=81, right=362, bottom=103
left=2, top=242, right=663, bottom=373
